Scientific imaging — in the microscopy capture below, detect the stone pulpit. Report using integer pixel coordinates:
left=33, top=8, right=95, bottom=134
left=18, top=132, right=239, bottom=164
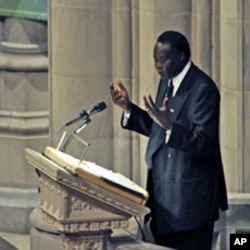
left=25, top=145, right=150, bottom=250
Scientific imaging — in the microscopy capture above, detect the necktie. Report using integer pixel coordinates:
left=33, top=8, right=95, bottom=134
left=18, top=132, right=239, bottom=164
left=165, top=79, right=173, bottom=98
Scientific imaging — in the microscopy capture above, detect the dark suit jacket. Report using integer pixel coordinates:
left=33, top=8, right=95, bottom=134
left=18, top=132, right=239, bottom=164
left=122, top=63, right=228, bottom=234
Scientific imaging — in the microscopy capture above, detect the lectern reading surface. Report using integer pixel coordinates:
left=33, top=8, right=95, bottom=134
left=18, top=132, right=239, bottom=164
left=43, top=146, right=148, bottom=205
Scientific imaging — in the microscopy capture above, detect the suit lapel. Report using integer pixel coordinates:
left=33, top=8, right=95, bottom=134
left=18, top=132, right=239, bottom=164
left=156, top=78, right=168, bottom=107
left=145, top=64, right=196, bottom=169
left=168, top=83, right=190, bottom=123
left=145, top=78, right=167, bottom=169
left=168, top=64, right=195, bottom=123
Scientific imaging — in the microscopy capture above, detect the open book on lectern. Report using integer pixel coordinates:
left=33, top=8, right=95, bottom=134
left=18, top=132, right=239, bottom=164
left=43, top=146, right=149, bottom=205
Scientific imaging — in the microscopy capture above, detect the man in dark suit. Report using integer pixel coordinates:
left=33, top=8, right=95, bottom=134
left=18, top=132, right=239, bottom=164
left=110, top=30, right=228, bottom=250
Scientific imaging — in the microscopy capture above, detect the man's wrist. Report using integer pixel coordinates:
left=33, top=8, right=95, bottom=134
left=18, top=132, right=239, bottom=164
left=125, top=101, right=132, bottom=112
left=164, top=120, right=172, bottom=130
left=122, top=109, right=132, bottom=126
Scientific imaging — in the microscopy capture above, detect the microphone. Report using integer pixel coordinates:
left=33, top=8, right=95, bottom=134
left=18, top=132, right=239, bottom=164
left=65, top=101, right=107, bottom=127
left=87, top=101, right=107, bottom=116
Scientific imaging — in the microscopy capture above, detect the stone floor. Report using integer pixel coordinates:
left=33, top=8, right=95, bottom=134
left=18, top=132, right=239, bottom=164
left=0, top=231, right=170, bottom=250
left=0, top=220, right=168, bottom=250
left=0, top=229, right=222, bottom=250
left=0, top=232, right=30, bottom=250
left=0, top=216, right=227, bottom=250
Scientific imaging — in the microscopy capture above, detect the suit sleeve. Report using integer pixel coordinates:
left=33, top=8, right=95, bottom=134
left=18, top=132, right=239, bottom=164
left=168, top=80, right=220, bottom=157
left=121, top=103, right=153, bottom=137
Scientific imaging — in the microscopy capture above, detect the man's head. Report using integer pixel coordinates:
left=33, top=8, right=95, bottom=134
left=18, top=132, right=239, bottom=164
left=153, top=30, right=191, bottom=79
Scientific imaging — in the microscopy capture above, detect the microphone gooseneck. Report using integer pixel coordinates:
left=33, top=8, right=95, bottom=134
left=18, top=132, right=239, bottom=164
left=65, top=101, right=107, bottom=127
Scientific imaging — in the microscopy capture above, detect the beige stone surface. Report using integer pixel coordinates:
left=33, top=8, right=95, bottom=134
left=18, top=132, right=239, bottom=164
left=0, top=233, right=29, bottom=250
left=191, top=0, right=212, bottom=75
left=49, top=0, right=113, bottom=173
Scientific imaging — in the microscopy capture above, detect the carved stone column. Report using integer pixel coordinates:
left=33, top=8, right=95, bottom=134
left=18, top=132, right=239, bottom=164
left=0, top=16, right=48, bottom=233
left=48, top=0, right=113, bottom=169
left=112, top=0, right=138, bottom=182
left=220, top=0, right=243, bottom=192
left=191, top=0, right=212, bottom=75
left=220, top=0, right=245, bottom=192
left=219, top=0, right=250, bottom=248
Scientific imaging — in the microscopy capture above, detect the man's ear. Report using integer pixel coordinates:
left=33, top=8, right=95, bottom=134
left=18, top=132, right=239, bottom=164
left=178, top=52, right=185, bottom=62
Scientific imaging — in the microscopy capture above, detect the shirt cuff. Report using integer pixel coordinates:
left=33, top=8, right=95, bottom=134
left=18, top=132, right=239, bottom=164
left=165, top=129, right=172, bottom=143
left=122, top=110, right=131, bottom=126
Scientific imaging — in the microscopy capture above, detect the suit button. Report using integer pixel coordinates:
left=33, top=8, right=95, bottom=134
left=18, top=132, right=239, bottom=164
left=169, top=177, right=175, bottom=182
left=168, top=153, right=172, bottom=158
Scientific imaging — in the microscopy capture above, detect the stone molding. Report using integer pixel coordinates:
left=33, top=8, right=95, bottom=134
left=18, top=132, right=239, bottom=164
left=0, top=110, right=48, bottom=135
left=0, top=51, right=48, bottom=71
left=42, top=211, right=128, bottom=234
left=1, top=41, right=47, bottom=54
left=0, top=186, right=39, bottom=207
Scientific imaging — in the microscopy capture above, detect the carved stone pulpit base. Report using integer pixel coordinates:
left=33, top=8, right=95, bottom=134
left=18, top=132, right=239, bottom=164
left=26, top=148, right=150, bottom=250
left=61, top=231, right=111, bottom=250
left=30, top=207, right=172, bottom=250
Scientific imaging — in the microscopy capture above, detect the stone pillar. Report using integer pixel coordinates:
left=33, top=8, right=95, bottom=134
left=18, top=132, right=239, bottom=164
left=218, top=0, right=250, bottom=248
left=0, top=17, right=48, bottom=233
left=242, top=0, right=250, bottom=193
left=112, top=0, right=133, bottom=179
left=48, top=0, right=113, bottom=170
left=220, top=0, right=245, bottom=192
left=191, top=0, right=212, bottom=75
left=112, top=0, right=143, bottom=185
left=211, top=0, right=221, bottom=85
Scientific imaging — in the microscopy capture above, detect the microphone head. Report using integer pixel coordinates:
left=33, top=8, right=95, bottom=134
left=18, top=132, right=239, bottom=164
left=89, top=101, right=107, bottom=114
left=96, top=102, right=107, bottom=112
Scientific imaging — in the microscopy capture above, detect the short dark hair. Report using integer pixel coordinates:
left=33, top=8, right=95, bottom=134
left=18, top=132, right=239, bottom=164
left=157, top=30, right=191, bottom=59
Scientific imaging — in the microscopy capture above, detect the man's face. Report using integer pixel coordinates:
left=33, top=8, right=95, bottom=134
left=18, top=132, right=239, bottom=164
left=153, top=42, right=182, bottom=79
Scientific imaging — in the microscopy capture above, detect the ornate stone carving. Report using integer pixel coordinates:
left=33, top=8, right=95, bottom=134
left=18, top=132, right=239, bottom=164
left=42, top=211, right=129, bottom=233
left=26, top=152, right=149, bottom=217
left=56, top=176, right=145, bottom=217
left=26, top=148, right=150, bottom=250
left=70, top=196, right=92, bottom=213
left=61, top=234, right=109, bottom=250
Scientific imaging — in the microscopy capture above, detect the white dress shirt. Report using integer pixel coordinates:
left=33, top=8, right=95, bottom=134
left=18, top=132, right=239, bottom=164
left=123, top=60, right=192, bottom=143
left=165, top=60, right=191, bottom=142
